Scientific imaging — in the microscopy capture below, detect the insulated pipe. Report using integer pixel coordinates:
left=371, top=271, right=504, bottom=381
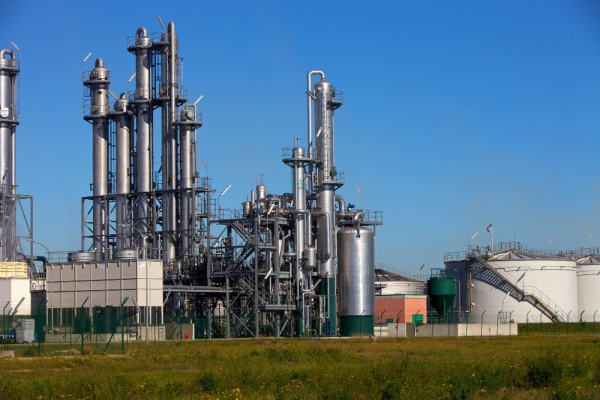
left=306, top=70, right=324, bottom=198
left=306, top=70, right=325, bottom=157
left=335, top=195, right=345, bottom=212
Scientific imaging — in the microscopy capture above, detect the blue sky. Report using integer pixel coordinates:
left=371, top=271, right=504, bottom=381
left=2, top=1, right=600, bottom=274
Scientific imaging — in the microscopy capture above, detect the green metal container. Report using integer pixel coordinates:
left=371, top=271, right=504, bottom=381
left=93, top=306, right=118, bottom=334
left=427, top=276, right=456, bottom=322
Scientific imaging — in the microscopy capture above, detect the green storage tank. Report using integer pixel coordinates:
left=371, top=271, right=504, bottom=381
left=427, top=269, right=456, bottom=323
left=93, top=306, right=119, bottom=334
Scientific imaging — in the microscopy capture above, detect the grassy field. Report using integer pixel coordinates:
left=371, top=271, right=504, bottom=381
left=2, top=332, right=600, bottom=399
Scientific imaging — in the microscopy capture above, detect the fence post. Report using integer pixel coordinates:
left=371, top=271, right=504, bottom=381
left=481, top=310, right=486, bottom=337
left=38, top=300, right=47, bottom=356
left=80, top=297, right=89, bottom=355
left=3, top=301, right=9, bottom=350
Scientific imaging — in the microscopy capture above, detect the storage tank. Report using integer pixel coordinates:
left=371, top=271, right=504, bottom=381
left=576, top=255, right=600, bottom=322
left=445, top=246, right=577, bottom=323
left=427, top=269, right=456, bottom=323
left=338, top=226, right=374, bottom=336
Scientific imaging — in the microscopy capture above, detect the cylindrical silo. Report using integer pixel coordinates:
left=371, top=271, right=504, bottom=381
left=83, top=58, right=110, bottom=258
left=338, top=226, right=375, bottom=336
left=576, top=255, right=600, bottom=322
left=0, top=48, right=19, bottom=262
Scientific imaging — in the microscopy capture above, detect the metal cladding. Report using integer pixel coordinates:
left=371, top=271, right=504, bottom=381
left=0, top=48, right=19, bottom=261
left=576, top=256, right=600, bottom=322
left=338, top=227, right=375, bottom=317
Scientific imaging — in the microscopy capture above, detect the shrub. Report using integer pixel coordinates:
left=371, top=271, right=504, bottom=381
left=200, top=371, right=220, bottom=392
left=526, top=351, right=563, bottom=388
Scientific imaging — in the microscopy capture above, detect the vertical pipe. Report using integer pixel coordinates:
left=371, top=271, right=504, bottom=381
left=160, top=23, right=179, bottom=266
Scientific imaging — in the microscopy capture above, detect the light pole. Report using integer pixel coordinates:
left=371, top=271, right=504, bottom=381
left=356, top=185, right=363, bottom=210
left=487, top=224, right=493, bottom=250
left=118, top=224, right=148, bottom=343
left=469, top=232, right=478, bottom=252
left=588, top=232, right=596, bottom=253
left=547, top=238, right=555, bottom=254
left=507, top=225, right=515, bottom=249
left=218, top=184, right=231, bottom=219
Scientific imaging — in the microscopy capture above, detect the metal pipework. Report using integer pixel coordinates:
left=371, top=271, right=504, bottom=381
left=114, top=93, right=132, bottom=250
left=83, top=58, right=110, bottom=257
left=128, top=27, right=153, bottom=253
left=0, top=48, right=19, bottom=262
left=306, top=71, right=325, bottom=197
left=160, top=22, right=179, bottom=266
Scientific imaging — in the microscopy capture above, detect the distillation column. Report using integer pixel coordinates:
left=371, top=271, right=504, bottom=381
left=0, top=49, right=19, bottom=261
left=175, top=105, right=201, bottom=258
left=114, top=94, right=132, bottom=251
left=160, top=22, right=179, bottom=266
left=313, top=75, right=341, bottom=335
left=83, top=58, right=110, bottom=257
left=128, top=27, right=153, bottom=257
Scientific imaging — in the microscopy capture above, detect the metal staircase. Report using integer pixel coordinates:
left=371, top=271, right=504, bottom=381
left=470, top=257, right=568, bottom=322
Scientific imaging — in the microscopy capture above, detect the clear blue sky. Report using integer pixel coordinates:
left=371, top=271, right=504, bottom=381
left=2, top=1, right=600, bottom=275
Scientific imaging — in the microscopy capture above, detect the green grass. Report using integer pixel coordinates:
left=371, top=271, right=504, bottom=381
left=2, top=334, right=600, bottom=399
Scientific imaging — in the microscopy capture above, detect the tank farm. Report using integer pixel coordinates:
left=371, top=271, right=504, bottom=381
left=0, top=20, right=385, bottom=340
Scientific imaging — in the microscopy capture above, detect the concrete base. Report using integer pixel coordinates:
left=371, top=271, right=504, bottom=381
left=0, top=350, right=14, bottom=358
left=387, top=322, right=519, bottom=337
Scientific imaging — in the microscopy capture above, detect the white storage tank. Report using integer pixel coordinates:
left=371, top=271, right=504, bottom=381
left=445, top=246, right=578, bottom=324
left=375, top=268, right=426, bottom=295
left=576, top=255, right=600, bottom=322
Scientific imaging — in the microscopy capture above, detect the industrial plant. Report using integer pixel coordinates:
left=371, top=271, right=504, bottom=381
left=0, top=20, right=384, bottom=341
left=2, top=19, right=598, bottom=344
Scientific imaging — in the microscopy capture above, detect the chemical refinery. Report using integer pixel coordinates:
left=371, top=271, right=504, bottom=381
left=2, top=18, right=598, bottom=344
left=0, top=20, right=384, bottom=340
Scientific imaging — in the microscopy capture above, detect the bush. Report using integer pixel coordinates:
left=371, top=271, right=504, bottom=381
left=526, top=351, right=563, bottom=388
